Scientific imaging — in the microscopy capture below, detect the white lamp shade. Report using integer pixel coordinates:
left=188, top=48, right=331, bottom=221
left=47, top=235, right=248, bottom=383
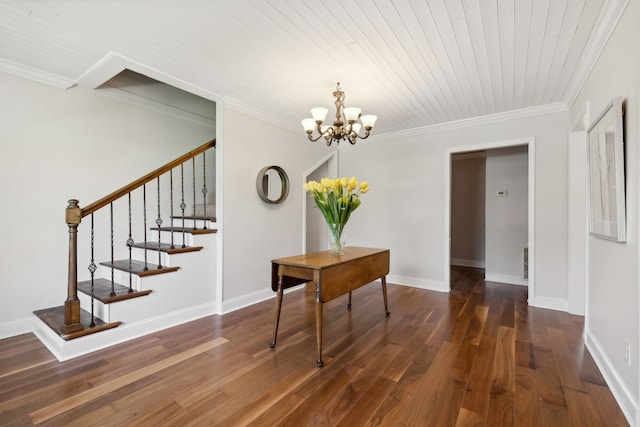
left=301, top=118, right=316, bottom=132
left=310, top=107, right=328, bottom=122
left=351, top=123, right=362, bottom=135
left=360, top=114, right=377, bottom=128
left=343, top=107, right=361, bottom=122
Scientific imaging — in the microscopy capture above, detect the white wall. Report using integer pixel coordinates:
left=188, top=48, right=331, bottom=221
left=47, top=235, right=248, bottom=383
left=451, top=154, right=486, bottom=267
left=220, top=105, right=328, bottom=308
left=338, top=109, right=569, bottom=303
left=485, top=146, right=528, bottom=285
left=0, top=71, right=215, bottom=338
left=570, top=1, right=640, bottom=422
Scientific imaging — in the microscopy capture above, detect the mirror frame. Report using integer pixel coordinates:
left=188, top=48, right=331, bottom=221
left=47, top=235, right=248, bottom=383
left=256, top=165, right=290, bottom=204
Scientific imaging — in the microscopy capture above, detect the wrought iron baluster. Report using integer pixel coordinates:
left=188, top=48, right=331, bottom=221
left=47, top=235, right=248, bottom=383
left=88, top=213, right=97, bottom=327
left=156, top=176, right=163, bottom=269
left=170, top=169, right=175, bottom=249
left=143, top=184, right=148, bottom=271
left=192, top=157, right=197, bottom=230
left=110, top=202, right=115, bottom=297
left=126, top=192, right=134, bottom=293
left=202, top=152, right=208, bottom=229
left=180, top=164, right=186, bottom=248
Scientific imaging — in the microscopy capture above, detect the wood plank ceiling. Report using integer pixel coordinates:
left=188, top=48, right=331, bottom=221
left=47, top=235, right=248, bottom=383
left=0, top=0, right=617, bottom=136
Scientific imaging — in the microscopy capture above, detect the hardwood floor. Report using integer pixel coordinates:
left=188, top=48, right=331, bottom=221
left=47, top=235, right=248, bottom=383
left=0, top=267, right=628, bottom=426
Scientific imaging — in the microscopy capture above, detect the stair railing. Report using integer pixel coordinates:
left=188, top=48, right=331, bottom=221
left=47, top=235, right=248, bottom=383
left=62, top=139, right=216, bottom=334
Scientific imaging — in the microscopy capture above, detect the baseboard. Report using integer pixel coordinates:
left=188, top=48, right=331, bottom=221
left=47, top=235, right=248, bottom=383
left=33, top=302, right=217, bottom=361
left=220, top=275, right=451, bottom=313
left=586, top=330, right=637, bottom=426
left=451, top=258, right=485, bottom=268
left=0, top=317, right=33, bottom=339
left=221, top=284, right=305, bottom=314
left=485, top=272, right=528, bottom=286
left=530, top=295, right=569, bottom=312
left=387, top=274, right=449, bottom=293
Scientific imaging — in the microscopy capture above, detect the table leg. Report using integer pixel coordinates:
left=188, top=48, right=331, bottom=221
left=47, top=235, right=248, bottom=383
left=381, top=276, right=390, bottom=316
left=269, top=267, right=285, bottom=348
left=347, top=291, right=352, bottom=309
left=315, top=282, right=324, bottom=367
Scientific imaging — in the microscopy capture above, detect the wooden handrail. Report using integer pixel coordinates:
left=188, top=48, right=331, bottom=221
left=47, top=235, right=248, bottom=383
left=82, top=139, right=215, bottom=218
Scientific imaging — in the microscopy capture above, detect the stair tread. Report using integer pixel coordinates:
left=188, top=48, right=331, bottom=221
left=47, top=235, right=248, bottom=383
left=34, top=306, right=121, bottom=340
left=131, top=242, right=203, bottom=254
left=78, top=278, right=152, bottom=303
left=152, top=226, right=217, bottom=235
left=172, top=215, right=216, bottom=222
left=99, top=259, right=180, bottom=277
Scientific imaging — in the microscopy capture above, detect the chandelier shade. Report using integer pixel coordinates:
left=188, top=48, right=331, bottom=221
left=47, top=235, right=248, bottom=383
left=311, top=107, right=329, bottom=122
left=302, top=82, right=377, bottom=146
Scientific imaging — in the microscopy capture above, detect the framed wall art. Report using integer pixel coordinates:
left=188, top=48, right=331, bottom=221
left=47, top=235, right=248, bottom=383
left=587, top=96, right=626, bottom=242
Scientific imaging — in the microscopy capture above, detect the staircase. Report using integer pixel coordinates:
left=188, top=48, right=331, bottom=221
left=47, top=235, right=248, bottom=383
left=32, top=140, right=218, bottom=361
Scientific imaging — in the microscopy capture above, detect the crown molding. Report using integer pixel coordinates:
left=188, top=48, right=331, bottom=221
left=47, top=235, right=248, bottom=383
left=0, top=58, right=74, bottom=89
left=75, top=51, right=224, bottom=104
left=77, top=53, right=296, bottom=133
left=356, top=102, right=568, bottom=145
left=75, top=51, right=126, bottom=89
left=97, top=86, right=216, bottom=129
left=76, top=53, right=298, bottom=134
left=564, top=0, right=630, bottom=108
left=223, top=97, right=300, bottom=134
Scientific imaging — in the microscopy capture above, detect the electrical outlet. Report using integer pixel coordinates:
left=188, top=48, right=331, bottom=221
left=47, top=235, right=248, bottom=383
left=624, top=340, right=631, bottom=366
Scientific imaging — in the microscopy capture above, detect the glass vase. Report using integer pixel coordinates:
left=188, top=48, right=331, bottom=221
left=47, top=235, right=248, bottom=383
left=328, top=224, right=346, bottom=255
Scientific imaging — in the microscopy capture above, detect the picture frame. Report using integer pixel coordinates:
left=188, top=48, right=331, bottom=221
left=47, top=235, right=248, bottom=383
left=587, top=97, right=626, bottom=242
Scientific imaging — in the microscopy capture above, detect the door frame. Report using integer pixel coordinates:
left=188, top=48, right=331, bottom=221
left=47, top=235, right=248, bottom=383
left=444, top=137, right=536, bottom=306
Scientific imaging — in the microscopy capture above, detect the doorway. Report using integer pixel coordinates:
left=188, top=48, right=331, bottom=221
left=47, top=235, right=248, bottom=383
left=450, top=151, right=487, bottom=269
left=303, top=152, right=338, bottom=253
left=444, top=138, right=535, bottom=305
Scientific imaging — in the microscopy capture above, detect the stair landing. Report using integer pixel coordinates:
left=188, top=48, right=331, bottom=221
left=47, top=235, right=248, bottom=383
left=33, top=306, right=121, bottom=340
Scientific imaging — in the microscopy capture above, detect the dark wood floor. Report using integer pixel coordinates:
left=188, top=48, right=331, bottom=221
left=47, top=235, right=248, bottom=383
left=0, top=267, right=628, bottom=426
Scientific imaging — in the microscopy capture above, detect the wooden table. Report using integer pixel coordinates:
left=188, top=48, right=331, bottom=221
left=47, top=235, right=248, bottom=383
left=269, top=247, right=390, bottom=367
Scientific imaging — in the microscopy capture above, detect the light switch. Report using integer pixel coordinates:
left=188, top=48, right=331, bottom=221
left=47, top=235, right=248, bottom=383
left=497, top=190, right=508, bottom=197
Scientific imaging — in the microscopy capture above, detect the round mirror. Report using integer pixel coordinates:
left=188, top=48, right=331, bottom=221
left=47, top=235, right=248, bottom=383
left=256, top=165, right=290, bottom=204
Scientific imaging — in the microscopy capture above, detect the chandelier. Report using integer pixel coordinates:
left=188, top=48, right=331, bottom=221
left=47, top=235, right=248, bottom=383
left=301, top=82, right=377, bottom=146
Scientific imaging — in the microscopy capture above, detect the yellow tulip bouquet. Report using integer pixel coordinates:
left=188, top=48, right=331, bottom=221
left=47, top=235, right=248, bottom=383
left=303, top=176, right=370, bottom=254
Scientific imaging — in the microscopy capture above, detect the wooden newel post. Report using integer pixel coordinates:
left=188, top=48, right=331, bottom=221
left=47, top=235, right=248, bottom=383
left=61, top=199, right=83, bottom=335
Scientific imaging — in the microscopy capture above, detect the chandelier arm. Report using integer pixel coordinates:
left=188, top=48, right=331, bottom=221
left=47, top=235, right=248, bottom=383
left=323, top=126, right=335, bottom=139
left=324, top=129, right=335, bottom=145
left=358, top=128, right=372, bottom=140
left=306, top=131, right=327, bottom=142
left=306, top=125, right=335, bottom=143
